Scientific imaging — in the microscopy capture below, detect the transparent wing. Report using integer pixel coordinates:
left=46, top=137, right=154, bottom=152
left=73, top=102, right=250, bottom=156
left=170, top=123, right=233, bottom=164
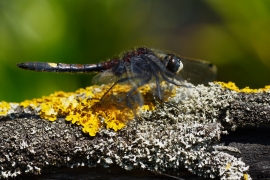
left=92, top=69, right=120, bottom=85
left=92, top=66, right=145, bottom=108
left=179, top=56, right=217, bottom=85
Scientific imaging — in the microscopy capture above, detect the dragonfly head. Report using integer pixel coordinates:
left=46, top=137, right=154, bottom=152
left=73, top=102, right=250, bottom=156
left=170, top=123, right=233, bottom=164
left=164, top=54, right=183, bottom=74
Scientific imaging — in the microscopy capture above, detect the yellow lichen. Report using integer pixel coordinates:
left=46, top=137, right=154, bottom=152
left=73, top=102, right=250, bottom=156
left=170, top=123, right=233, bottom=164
left=20, top=99, right=39, bottom=108
left=40, top=103, right=58, bottom=121
left=225, top=163, right=231, bottom=170
left=14, top=83, right=176, bottom=136
left=243, top=173, right=249, bottom=180
left=0, top=101, right=11, bottom=116
left=80, top=112, right=102, bottom=136
left=216, top=81, right=270, bottom=93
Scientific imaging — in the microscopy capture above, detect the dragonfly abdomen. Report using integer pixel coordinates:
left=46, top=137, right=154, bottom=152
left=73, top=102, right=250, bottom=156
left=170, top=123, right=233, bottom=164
left=17, top=62, right=104, bottom=73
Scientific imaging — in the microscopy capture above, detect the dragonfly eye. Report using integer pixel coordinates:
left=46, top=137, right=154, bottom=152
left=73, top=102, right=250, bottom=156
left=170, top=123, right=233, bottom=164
left=165, top=55, right=183, bottom=74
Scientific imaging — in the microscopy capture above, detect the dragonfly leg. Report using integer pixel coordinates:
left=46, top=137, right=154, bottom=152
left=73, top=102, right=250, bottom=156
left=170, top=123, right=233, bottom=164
left=160, top=72, right=191, bottom=88
left=153, top=73, right=163, bottom=100
left=100, top=75, right=144, bottom=100
left=126, top=75, right=152, bottom=109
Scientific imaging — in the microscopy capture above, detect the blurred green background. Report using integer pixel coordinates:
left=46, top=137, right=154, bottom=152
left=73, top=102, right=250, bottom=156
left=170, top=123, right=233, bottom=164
left=1, top=0, right=270, bottom=102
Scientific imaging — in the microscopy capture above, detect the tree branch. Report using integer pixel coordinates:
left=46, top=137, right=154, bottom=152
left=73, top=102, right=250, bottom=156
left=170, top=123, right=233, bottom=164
left=0, top=82, right=269, bottom=179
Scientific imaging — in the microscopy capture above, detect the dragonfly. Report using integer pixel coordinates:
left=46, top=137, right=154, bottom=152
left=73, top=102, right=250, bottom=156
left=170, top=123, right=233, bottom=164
left=17, top=47, right=217, bottom=109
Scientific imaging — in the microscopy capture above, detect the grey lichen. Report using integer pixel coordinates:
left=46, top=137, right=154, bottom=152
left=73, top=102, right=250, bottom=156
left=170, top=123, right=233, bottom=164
left=0, top=82, right=269, bottom=179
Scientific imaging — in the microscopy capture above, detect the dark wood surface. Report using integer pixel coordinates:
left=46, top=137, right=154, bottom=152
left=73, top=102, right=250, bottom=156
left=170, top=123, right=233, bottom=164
left=13, top=126, right=270, bottom=180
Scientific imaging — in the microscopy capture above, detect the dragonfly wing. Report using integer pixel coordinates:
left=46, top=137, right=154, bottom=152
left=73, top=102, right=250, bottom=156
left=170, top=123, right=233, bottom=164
left=92, top=69, right=119, bottom=85
left=92, top=69, right=136, bottom=85
left=179, top=57, right=217, bottom=85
